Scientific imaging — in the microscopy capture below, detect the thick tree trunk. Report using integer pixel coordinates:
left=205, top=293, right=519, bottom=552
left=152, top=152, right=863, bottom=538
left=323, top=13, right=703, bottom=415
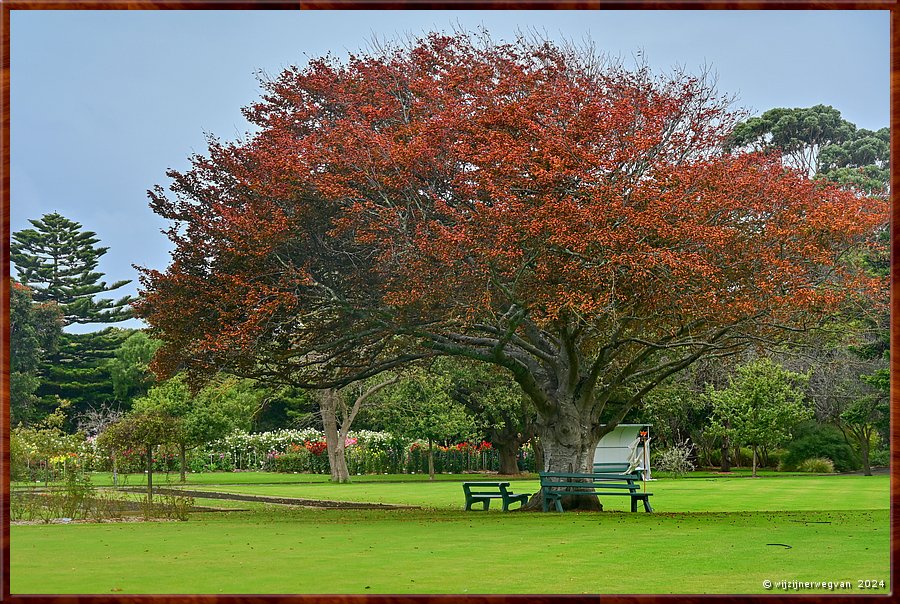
left=328, top=442, right=350, bottom=483
left=751, top=446, right=758, bottom=478
left=318, top=380, right=395, bottom=483
left=320, top=389, right=351, bottom=483
left=497, top=441, right=521, bottom=475
left=179, top=443, right=187, bottom=483
left=859, top=434, right=872, bottom=476
left=484, top=411, right=534, bottom=476
left=719, top=442, right=731, bottom=472
left=523, top=409, right=602, bottom=511
left=112, top=452, right=119, bottom=487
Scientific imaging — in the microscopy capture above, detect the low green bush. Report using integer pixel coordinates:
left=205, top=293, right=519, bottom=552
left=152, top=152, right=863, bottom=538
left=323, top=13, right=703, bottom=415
left=736, top=447, right=755, bottom=467
left=869, top=449, right=889, bottom=467
left=797, top=457, right=835, bottom=473
left=781, top=422, right=859, bottom=472
left=189, top=451, right=234, bottom=473
left=766, top=448, right=788, bottom=469
left=272, top=450, right=312, bottom=473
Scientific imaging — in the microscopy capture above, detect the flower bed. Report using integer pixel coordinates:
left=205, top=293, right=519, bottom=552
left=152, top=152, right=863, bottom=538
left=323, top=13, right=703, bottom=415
left=196, top=430, right=535, bottom=474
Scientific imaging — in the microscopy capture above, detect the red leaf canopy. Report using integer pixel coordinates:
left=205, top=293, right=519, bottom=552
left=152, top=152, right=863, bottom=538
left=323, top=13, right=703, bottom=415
left=137, top=33, right=886, bottom=396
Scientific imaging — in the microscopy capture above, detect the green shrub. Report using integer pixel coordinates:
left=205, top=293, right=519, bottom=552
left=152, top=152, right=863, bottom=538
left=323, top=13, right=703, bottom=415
left=346, top=448, right=396, bottom=474
left=736, top=447, right=755, bottom=467
left=869, top=449, right=890, bottom=467
left=782, top=422, right=859, bottom=472
left=704, top=448, right=721, bottom=468
left=10, top=489, right=42, bottom=522
left=272, top=451, right=311, bottom=473
left=707, top=447, right=754, bottom=468
left=765, top=448, right=788, bottom=469
left=10, top=432, right=27, bottom=481
left=797, top=457, right=835, bottom=473
left=189, top=450, right=234, bottom=473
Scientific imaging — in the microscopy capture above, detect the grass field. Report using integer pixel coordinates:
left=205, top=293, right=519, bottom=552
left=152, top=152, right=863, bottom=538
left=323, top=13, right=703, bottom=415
left=13, top=467, right=812, bottom=489
left=10, top=472, right=891, bottom=595
left=156, top=474, right=889, bottom=512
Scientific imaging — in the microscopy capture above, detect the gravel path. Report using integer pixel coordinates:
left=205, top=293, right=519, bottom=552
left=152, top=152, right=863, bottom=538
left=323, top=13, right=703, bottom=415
left=122, top=487, right=420, bottom=510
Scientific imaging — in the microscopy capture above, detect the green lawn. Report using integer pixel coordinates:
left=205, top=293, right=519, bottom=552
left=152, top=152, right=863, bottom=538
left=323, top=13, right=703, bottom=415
left=164, top=474, right=889, bottom=513
left=11, top=473, right=891, bottom=595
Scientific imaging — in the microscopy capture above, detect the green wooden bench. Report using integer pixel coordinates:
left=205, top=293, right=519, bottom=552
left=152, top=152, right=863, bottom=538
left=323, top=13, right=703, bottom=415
left=462, top=481, right=531, bottom=512
left=539, top=471, right=653, bottom=513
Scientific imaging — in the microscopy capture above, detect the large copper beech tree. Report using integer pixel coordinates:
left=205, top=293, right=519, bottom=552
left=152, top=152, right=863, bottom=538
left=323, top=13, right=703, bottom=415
left=137, top=34, right=886, bottom=508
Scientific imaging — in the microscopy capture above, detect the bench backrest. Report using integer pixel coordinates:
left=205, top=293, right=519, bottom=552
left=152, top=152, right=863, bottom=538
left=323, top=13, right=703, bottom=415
left=539, top=471, right=641, bottom=491
left=462, top=482, right=509, bottom=496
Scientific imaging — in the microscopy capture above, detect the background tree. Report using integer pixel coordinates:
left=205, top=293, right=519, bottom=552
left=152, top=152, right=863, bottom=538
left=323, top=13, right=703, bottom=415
left=371, top=369, right=476, bottom=480
left=131, top=374, right=258, bottom=481
left=818, top=127, right=889, bottom=195
left=805, top=342, right=888, bottom=475
left=76, top=401, right=125, bottom=485
left=96, top=409, right=180, bottom=502
left=636, top=379, right=705, bottom=458
left=40, top=328, right=132, bottom=427
left=137, top=33, right=887, bottom=510
left=11, top=212, right=132, bottom=324
left=635, top=351, right=753, bottom=471
left=12, top=213, right=136, bottom=424
left=727, top=105, right=856, bottom=177
left=76, top=402, right=124, bottom=439
left=732, top=104, right=889, bottom=475
left=108, top=331, right=162, bottom=403
left=705, top=358, right=812, bottom=477
left=443, top=358, right=536, bottom=475
left=317, top=376, right=398, bottom=483
left=10, top=280, right=63, bottom=425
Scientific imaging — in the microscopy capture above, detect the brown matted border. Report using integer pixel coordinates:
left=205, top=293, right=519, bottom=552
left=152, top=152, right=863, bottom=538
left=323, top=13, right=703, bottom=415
left=0, top=2, right=895, bottom=603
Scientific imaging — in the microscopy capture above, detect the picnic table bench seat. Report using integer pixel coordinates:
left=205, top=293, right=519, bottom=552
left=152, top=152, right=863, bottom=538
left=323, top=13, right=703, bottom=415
left=462, top=481, right=531, bottom=512
left=539, top=471, right=653, bottom=513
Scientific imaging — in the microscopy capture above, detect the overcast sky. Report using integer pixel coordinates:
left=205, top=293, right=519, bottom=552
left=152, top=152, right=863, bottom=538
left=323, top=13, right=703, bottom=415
left=10, top=9, right=890, bottom=332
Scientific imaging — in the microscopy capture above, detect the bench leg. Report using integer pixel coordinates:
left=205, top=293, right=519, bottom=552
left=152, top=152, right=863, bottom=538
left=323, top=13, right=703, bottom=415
left=503, top=495, right=528, bottom=512
left=631, top=496, right=652, bottom=512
